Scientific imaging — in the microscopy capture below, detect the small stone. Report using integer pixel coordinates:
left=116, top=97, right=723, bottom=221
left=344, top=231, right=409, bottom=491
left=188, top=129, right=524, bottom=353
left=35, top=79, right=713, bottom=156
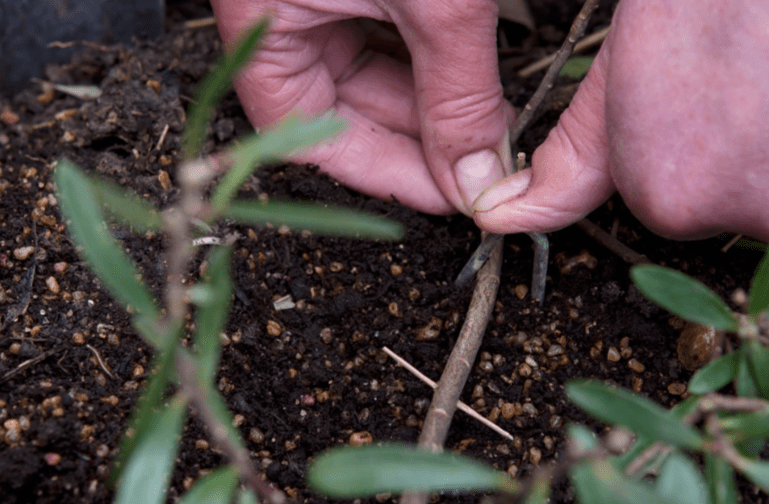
left=529, top=447, right=542, bottom=465
left=146, top=79, right=162, bottom=93
left=507, top=465, right=519, bottom=478
left=13, top=246, right=35, bottom=260
left=8, top=343, right=21, bottom=355
left=389, top=264, right=403, bottom=276
left=329, top=261, right=344, bottom=272
left=195, top=439, right=209, bottom=450
left=631, top=376, right=643, bottom=393
left=547, top=344, right=564, bottom=357
left=628, top=358, right=645, bottom=373
left=415, top=317, right=442, bottom=341
left=45, top=453, right=61, bottom=466
left=514, top=284, right=528, bottom=300
left=518, top=363, right=532, bottom=377
left=388, top=302, right=401, bottom=317
left=606, top=347, right=620, bottom=362
left=266, top=320, right=282, bottom=337
left=349, top=431, right=374, bottom=446
left=667, top=382, right=687, bottom=396
left=501, top=403, right=516, bottom=420
left=249, top=428, right=265, bottom=443
left=158, top=169, right=171, bottom=191
left=45, top=276, right=60, bottom=294
left=232, top=414, right=246, bottom=428
left=132, top=364, right=145, bottom=377
left=678, top=323, right=716, bottom=371
left=101, top=395, right=119, bottom=406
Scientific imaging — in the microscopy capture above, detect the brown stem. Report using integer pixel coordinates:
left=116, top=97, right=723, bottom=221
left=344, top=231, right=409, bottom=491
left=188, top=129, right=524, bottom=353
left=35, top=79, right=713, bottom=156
left=178, top=354, right=287, bottom=504
left=576, top=219, right=651, bottom=265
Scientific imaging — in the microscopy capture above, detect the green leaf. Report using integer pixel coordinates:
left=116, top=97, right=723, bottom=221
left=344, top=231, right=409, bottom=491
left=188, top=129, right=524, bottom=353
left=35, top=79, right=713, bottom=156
left=110, top=324, right=181, bottom=487
left=688, top=350, right=741, bottom=395
left=307, top=443, right=516, bottom=498
left=179, top=466, right=239, bottom=504
left=194, top=246, right=233, bottom=383
left=210, top=114, right=345, bottom=211
left=737, top=457, right=769, bottom=494
left=737, top=352, right=759, bottom=397
left=55, top=159, right=160, bottom=326
left=566, top=423, right=599, bottom=452
left=657, top=452, right=709, bottom=504
left=522, top=474, right=550, bottom=504
left=114, top=397, right=187, bottom=504
left=571, top=459, right=682, bottom=504
left=223, top=200, right=404, bottom=241
left=705, top=454, right=738, bottom=504
left=630, top=265, right=737, bottom=331
left=746, top=340, right=769, bottom=399
left=566, top=380, right=705, bottom=450
left=720, top=408, right=769, bottom=441
left=88, top=173, right=162, bottom=231
left=238, top=489, right=258, bottom=504
left=184, top=20, right=269, bottom=158
left=559, top=56, right=594, bottom=79
left=749, top=250, right=769, bottom=316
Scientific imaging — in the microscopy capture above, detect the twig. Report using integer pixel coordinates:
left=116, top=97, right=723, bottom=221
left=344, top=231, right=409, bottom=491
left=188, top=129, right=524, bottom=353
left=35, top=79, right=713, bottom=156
left=517, top=26, right=610, bottom=78
left=177, top=354, right=287, bottom=504
left=720, top=234, right=743, bottom=253
left=576, top=218, right=651, bottom=264
left=0, top=348, right=60, bottom=385
left=401, top=235, right=503, bottom=504
left=86, top=344, right=114, bottom=379
left=382, top=347, right=514, bottom=442
left=184, top=17, right=218, bottom=30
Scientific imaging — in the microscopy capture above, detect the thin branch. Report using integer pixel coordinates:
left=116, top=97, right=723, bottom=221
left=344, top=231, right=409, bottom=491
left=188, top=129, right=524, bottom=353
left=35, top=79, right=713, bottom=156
left=576, top=218, right=651, bottom=265
left=382, top=346, right=514, bottom=442
left=517, top=26, right=610, bottom=78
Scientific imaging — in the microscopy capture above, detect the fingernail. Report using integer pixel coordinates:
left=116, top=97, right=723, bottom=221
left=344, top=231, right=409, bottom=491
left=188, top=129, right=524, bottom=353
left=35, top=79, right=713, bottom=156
left=454, top=149, right=505, bottom=213
left=472, top=169, right=533, bottom=212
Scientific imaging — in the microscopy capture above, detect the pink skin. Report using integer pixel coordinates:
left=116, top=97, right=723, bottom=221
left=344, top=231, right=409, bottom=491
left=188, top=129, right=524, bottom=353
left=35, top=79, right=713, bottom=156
left=212, top=0, right=769, bottom=243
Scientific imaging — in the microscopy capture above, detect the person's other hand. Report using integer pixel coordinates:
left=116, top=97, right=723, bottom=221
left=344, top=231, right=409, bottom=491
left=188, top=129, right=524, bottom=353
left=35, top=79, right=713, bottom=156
left=474, top=0, right=769, bottom=242
left=210, top=0, right=515, bottom=216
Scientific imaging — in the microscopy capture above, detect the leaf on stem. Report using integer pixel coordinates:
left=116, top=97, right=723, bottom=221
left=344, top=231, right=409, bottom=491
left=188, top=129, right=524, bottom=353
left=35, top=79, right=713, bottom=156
left=194, top=246, right=233, bottom=383
left=688, top=350, right=742, bottom=395
left=749, top=249, right=769, bottom=316
left=183, top=19, right=269, bottom=159
left=114, top=397, right=187, bottom=504
left=705, top=454, right=738, bottom=504
left=307, top=443, right=516, bottom=498
left=179, top=466, right=239, bottom=504
left=55, top=159, right=160, bottom=331
left=566, top=380, right=705, bottom=450
left=210, top=114, right=345, bottom=211
left=656, top=452, right=709, bottom=504
left=630, top=265, right=737, bottom=331
left=88, top=173, right=162, bottom=231
left=746, top=340, right=769, bottom=399
left=223, top=200, right=404, bottom=240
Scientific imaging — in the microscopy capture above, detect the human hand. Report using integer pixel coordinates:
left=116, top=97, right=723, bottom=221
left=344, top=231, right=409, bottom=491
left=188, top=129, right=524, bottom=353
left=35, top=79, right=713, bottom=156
left=474, top=0, right=769, bottom=242
left=210, top=0, right=515, bottom=216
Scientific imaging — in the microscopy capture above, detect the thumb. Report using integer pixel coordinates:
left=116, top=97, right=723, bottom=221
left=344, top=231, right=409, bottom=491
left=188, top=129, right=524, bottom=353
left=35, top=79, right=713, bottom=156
left=396, top=1, right=514, bottom=215
left=472, top=40, right=616, bottom=234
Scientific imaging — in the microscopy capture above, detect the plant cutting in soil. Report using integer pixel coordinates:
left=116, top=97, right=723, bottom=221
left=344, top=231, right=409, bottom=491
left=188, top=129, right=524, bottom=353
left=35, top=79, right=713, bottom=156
left=0, top=0, right=767, bottom=503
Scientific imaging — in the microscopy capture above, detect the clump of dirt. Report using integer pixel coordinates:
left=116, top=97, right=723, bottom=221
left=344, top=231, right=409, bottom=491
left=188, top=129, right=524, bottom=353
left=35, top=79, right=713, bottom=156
left=0, top=1, right=764, bottom=504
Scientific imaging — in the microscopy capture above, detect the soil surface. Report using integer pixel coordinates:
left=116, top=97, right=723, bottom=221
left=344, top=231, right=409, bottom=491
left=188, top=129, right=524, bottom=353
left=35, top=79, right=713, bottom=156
left=0, top=1, right=764, bottom=503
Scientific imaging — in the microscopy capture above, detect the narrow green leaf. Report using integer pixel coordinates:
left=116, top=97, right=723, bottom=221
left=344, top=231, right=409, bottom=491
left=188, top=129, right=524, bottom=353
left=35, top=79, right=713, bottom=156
left=210, top=114, right=345, bottom=211
left=55, top=159, right=159, bottom=322
left=566, top=380, right=705, bottom=450
left=706, top=454, right=738, bottom=504
left=88, top=174, right=162, bottom=231
left=720, top=408, right=769, bottom=442
left=184, top=20, right=269, bottom=158
left=114, top=397, right=187, bottom=504
left=737, top=457, right=769, bottom=494
left=110, top=324, right=181, bottom=486
left=571, top=459, right=682, bottom=504
left=749, top=250, right=769, bottom=316
left=223, top=200, right=404, bottom=241
left=307, top=443, right=516, bottom=498
left=522, top=474, right=550, bottom=504
left=746, top=340, right=769, bottom=399
left=194, top=246, right=233, bottom=383
left=180, top=466, right=239, bottom=504
left=688, top=350, right=742, bottom=395
left=657, top=452, right=709, bottom=504
left=559, top=56, right=594, bottom=79
left=566, top=424, right=599, bottom=451
left=238, top=489, right=258, bottom=504
left=630, top=265, right=737, bottom=331
left=737, top=351, right=759, bottom=397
